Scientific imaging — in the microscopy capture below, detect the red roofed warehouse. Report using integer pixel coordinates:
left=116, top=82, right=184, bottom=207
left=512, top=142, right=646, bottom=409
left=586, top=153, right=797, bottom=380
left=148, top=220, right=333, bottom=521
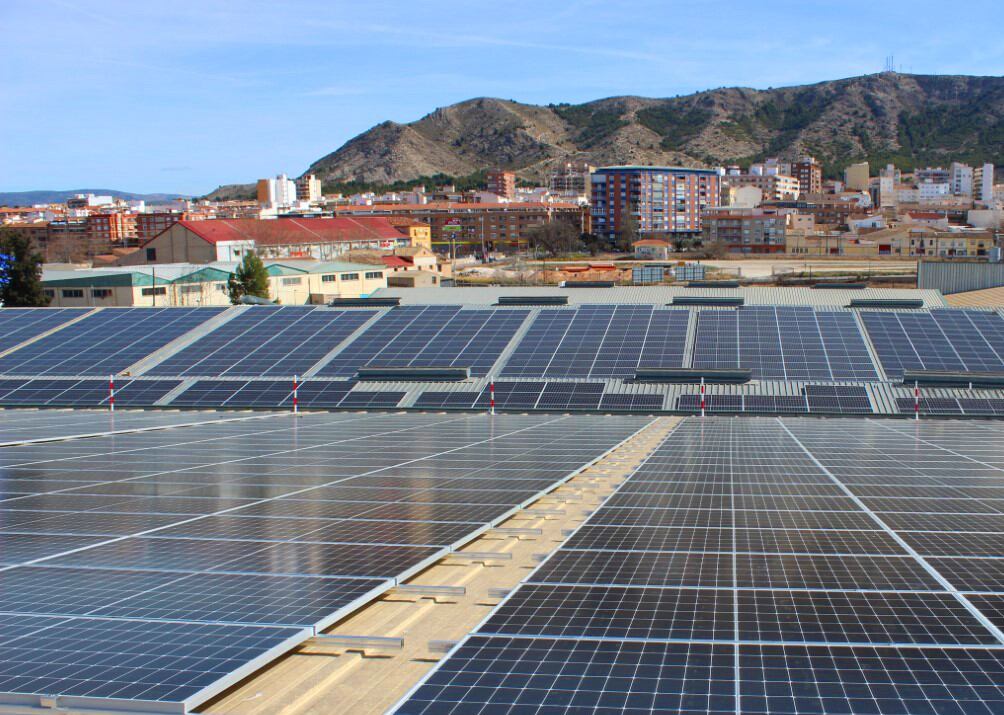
left=120, top=217, right=415, bottom=265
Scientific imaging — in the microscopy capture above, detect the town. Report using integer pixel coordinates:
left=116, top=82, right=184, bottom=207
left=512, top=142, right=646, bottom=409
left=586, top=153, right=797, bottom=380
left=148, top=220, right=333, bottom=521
left=1, top=157, right=1002, bottom=307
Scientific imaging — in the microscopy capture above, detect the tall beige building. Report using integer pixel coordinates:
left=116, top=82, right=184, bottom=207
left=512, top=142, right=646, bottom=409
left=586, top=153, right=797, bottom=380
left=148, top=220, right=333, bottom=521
left=844, top=162, right=870, bottom=191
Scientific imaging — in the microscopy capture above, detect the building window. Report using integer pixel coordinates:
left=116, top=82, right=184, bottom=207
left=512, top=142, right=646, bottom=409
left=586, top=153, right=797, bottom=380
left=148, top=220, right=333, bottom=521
left=61, top=289, right=84, bottom=298
left=141, top=287, right=167, bottom=296
left=92, top=289, right=112, bottom=299
left=215, top=283, right=227, bottom=292
left=280, top=277, right=302, bottom=286
left=145, top=248, right=156, bottom=261
left=180, top=285, right=202, bottom=294
left=321, top=274, right=336, bottom=283
left=364, top=271, right=383, bottom=280
left=43, top=289, right=55, bottom=298
left=340, top=273, right=359, bottom=280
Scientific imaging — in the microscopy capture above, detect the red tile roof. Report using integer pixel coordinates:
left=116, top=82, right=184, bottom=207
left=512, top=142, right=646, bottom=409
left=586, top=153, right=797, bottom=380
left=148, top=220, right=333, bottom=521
left=381, top=255, right=413, bottom=268
left=170, top=217, right=405, bottom=245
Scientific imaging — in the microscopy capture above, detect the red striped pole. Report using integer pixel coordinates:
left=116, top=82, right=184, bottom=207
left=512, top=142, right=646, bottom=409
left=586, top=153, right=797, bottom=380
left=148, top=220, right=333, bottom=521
left=490, top=377, right=495, bottom=416
left=914, top=381, right=920, bottom=420
left=700, top=377, right=706, bottom=418
left=293, top=375, right=299, bottom=415
left=108, top=375, right=115, bottom=412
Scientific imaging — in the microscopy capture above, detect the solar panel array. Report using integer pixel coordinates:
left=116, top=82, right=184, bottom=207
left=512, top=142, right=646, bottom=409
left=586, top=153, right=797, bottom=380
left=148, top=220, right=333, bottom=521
left=0, top=308, right=225, bottom=376
left=395, top=417, right=1004, bottom=715
left=675, top=386, right=871, bottom=414
left=896, top=396, right=1004, bottom=416
left=0, top=308, right=90, bottom=353
left=147, top=306, right=375, bottom=377
left=693, top=306, right=878, bottom=380
left=0, top=411, right=649, bottom=712
left=0, top=378, right=181, bottom=407
left=500, top=306, right=690, bottom=378
left=861, top=309, right=1004, bottom=379
left=317, top=306, right=528, bottom=377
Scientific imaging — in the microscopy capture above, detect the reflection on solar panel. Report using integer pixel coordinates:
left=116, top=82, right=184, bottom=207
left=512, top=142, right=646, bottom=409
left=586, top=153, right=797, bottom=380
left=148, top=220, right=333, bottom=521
left=147, top=306, right=375, bottom=376
left=803, top=384, right=872, bottom=413
left=862, top=309, right=1004, bottom=379
left=0, top=412, right=650, bottom=713
left=0, top=378, right=181, bottom=407
left=318, top=306, right=527, bottom=377
left=501, top=306, right=690, bottom=378
left=693, top=307, right=877, bottom=380
left=0, top=308, right=224, bottom=376
left=395, top=417, right=1004, bottom=715
left=0, top=308, right=89, bottom=353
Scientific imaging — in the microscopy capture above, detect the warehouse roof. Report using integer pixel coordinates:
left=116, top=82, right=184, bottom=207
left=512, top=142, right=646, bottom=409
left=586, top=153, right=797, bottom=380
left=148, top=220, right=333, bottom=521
left=372, top=285, right=948, bottom=307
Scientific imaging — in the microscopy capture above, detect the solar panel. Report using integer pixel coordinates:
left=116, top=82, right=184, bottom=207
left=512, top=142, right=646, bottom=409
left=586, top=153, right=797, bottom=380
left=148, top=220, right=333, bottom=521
left=500, top=306, right=689, bottom=379
left=147, top=306, right=375, bottom=377
left=896, top=396, right=963, bottom=415
left=692, top=307, right=877, bottom=381
left=0, top=412, right=652, bottom=713
left=0, top=378, right=182, bottom=407
left=861, top=309, right=1004, bottom=379
left=413, top=391, right=480, bottom=409
left=598, top=393, right=666, bottom=411
left=804, top=384, right=872, bottom=414
left=0, top=307, right=225, bottom=376
left=317, top=306, right=527, bottom=377
left=395, top=417, right=1004, bottom=715
left=0, top=308, right=89, bottom=353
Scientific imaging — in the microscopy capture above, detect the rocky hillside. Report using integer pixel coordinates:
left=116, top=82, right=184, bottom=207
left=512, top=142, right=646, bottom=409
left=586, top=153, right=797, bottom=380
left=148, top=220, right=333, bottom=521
left=306, top=73, right=1004, bottom=185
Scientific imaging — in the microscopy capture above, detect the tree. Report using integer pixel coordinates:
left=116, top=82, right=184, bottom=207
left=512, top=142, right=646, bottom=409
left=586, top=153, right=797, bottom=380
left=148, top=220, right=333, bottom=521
left=613, top=214, right=639, bottom=252
left=526, top=221, right=583, bottom=257
left=0, top=228, right=50, bottom=307
left=227, top=251, right=271, bottom=304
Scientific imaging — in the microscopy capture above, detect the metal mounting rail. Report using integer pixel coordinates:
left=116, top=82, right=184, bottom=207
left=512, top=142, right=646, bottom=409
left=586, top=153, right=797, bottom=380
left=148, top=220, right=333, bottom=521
left=310, top=634, right=404, bottom=651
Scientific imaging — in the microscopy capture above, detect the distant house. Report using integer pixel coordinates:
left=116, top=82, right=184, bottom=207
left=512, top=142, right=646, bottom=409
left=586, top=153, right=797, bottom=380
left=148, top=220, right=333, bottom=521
left=633, top=239, right=672, bottom=260
left=118, top=217, right=413, bottom=266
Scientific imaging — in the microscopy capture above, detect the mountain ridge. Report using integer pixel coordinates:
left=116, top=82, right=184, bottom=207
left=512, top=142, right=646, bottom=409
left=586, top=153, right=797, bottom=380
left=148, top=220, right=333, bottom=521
left=0, top=189, right=189, bottom=207
left=306, top=72, right=1004, bottom=186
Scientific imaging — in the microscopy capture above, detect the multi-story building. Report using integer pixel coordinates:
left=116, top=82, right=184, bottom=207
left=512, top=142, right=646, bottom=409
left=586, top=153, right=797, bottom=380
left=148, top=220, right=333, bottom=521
left=135, top=212, right=187, bottom=243
left=701, top=208, right=788, bottom=253
left=334, top=202, right=586, bottom=254
left=86, top=213, right=137, bottom=250
left=950, top=162, right=974, bottom=197
left=295, top=174, right=323, bottom=203
left=916, top=167, right=951, bottom=185
left=548, top=162, right=594, bottom=195
left=722, top=172, right=800, bottom=202
left=789, top=156, right=822, bottom=196
left=486, top=169, right=517, bottom=200
left=590, top=165, right=719, bottom=242
left=975, top=163, right=996, bottom=206
left=844, top=162, right=870, bottom=191
left=256, top=174, right=298, bottom=208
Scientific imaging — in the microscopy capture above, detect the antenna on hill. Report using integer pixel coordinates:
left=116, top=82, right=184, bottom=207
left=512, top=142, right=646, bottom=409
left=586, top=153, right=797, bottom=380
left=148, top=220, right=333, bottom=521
left=884, top=55, right=895, bottom=73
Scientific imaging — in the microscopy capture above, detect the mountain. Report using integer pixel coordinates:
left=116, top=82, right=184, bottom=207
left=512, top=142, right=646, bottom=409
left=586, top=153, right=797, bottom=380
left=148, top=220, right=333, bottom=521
left=0, top=189, right=189, bottom=207
left=306, top=73, right=1004, bottom=186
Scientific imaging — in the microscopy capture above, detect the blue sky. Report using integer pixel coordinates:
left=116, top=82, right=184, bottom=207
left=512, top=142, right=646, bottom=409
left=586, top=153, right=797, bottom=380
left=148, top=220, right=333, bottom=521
left=2, top=0, right=1003, bottom=195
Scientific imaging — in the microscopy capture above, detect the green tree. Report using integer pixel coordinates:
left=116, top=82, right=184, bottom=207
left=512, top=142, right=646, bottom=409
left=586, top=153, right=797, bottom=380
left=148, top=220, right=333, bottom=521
left=227, top=252, right=271, bottom=304
left=613, top=214, right=639, bottom=252
left=0, top=228, right=50, bottom=307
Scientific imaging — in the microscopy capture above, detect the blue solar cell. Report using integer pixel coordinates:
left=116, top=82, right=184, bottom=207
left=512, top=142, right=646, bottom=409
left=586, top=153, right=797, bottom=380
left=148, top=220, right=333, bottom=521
left=0, top=308, right=225, bottom=376
left=0, top=308, right=90, bottom=353
left=693, top=307, right=876, bottom=381
left=147, top=307, right=375, bottom=377
left=862, top=309, right=1004, bottom=379
left=318, top=306, right=526, bottom=377
left=501, top=306, right=689, bottom=379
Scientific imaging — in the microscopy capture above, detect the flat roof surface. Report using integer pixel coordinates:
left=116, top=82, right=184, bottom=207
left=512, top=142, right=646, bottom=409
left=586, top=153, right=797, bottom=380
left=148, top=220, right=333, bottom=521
left=373, top=285, right=948, bottom=307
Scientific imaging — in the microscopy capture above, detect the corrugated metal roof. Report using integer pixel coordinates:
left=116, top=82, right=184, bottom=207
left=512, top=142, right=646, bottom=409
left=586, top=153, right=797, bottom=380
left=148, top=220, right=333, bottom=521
left=945, top=287, right=1004, bottom=308
left=373, top=286, right=948, bottom=308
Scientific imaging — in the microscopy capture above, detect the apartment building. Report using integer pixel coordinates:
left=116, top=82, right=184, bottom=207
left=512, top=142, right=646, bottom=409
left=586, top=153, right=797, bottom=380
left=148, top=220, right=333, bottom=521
left=486, top=169, right=517, bottom=200
left=789, top=156, right=822, bottom=196
left=590, top=166, right=720, bottom=241
left=722, top=173, right=800, bottom=202
left=701, top=209, right=788, bottom=254
left=295, top=174, right=323, bottom=203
